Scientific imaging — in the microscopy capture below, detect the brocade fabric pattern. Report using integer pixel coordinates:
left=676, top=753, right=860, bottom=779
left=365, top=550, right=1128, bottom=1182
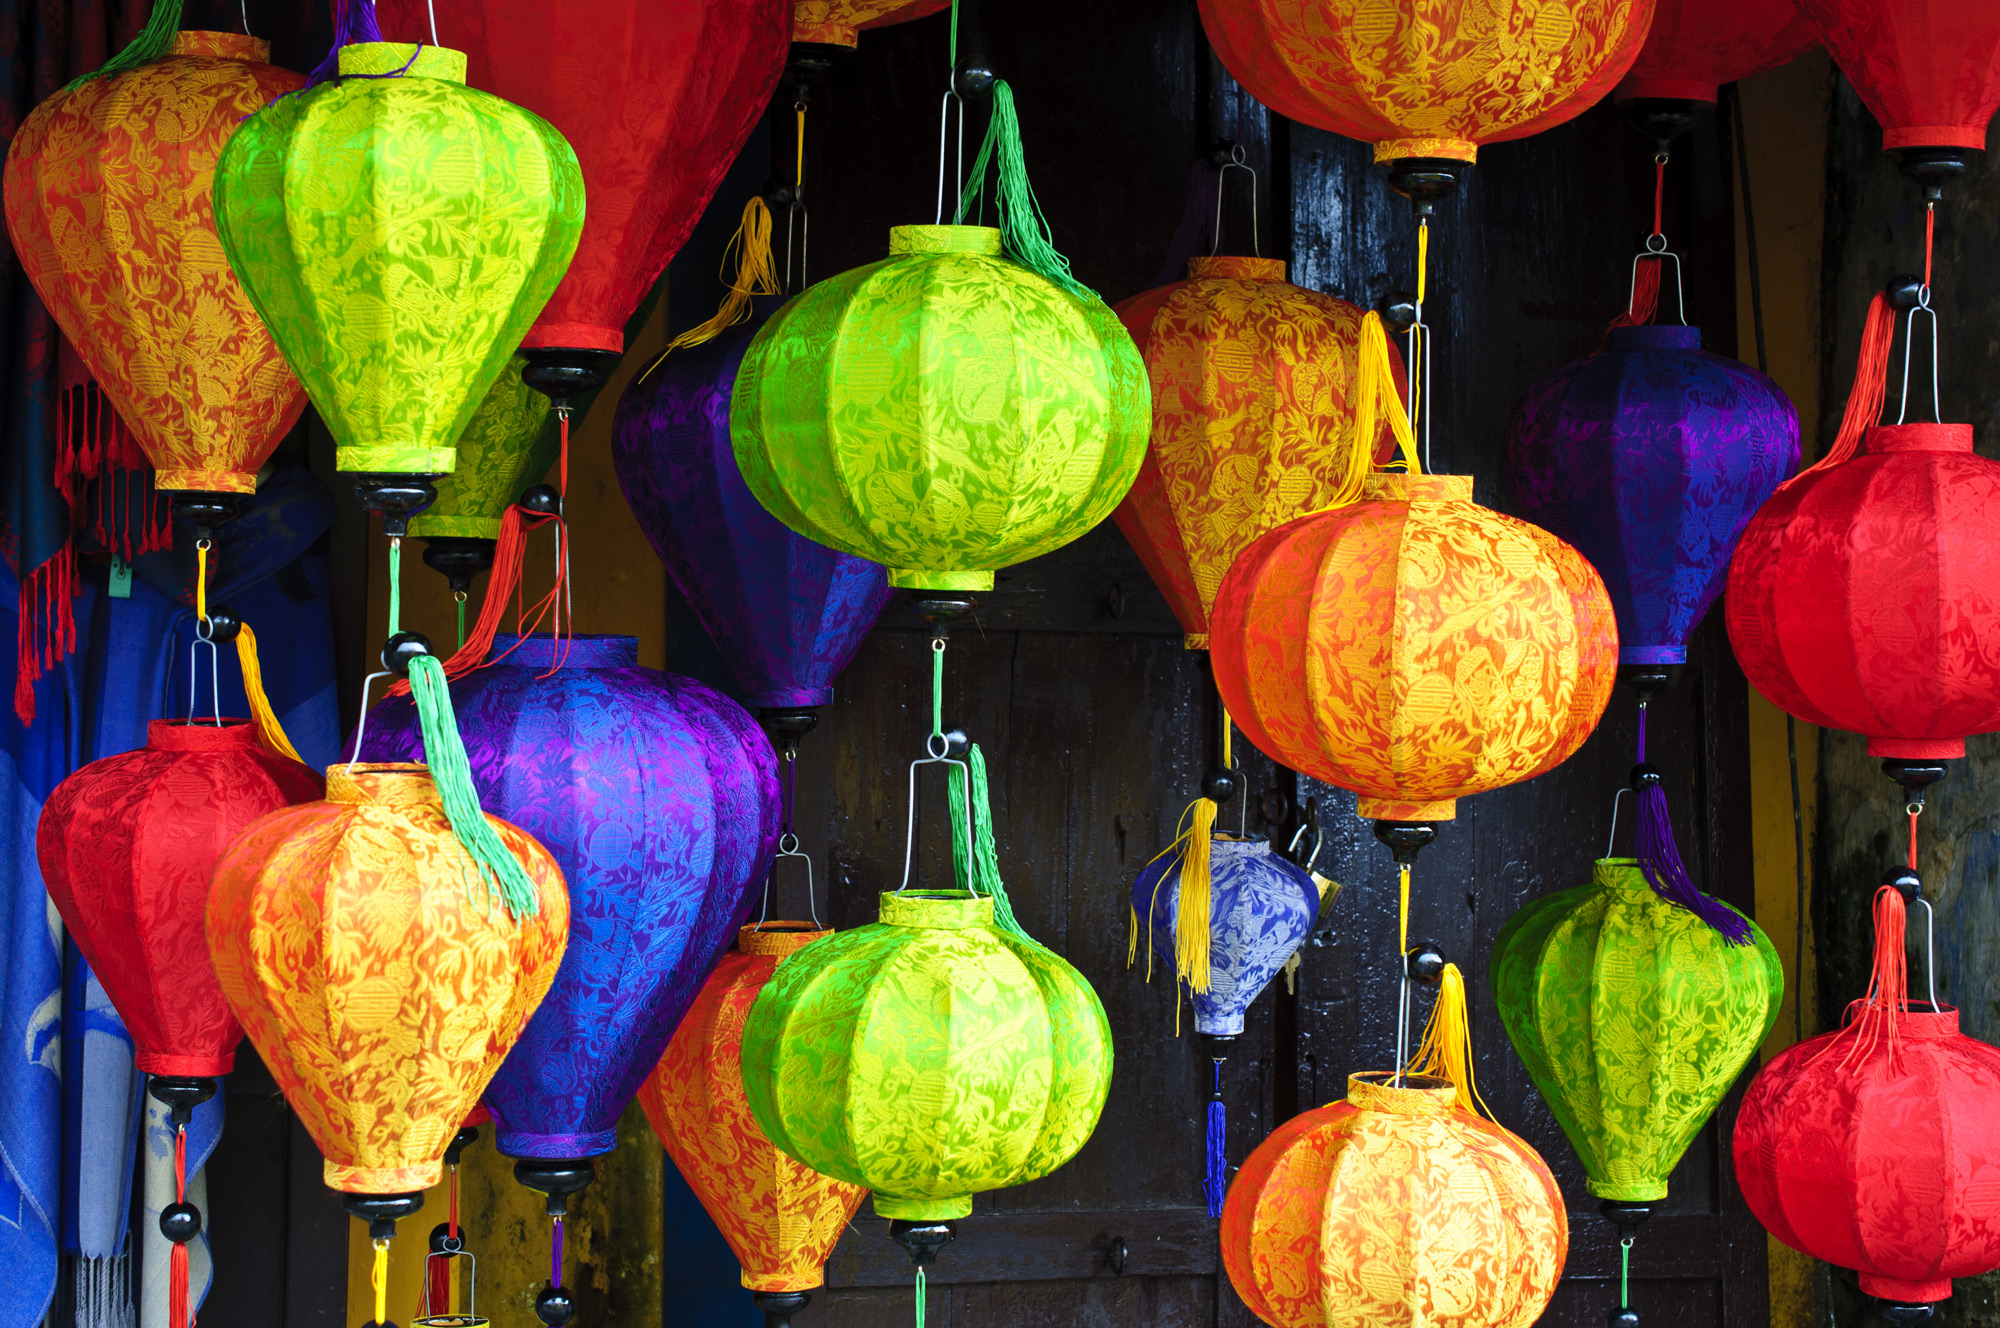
left=638, top=925, right=867, bottom=1293
left=1195, top=0, right=1653, bottom=161
left=1508, top=324, right=1798, bottom=665
left=729, top=224, right=1150, bottom=592
left=1791, top=0, right=2000, bottom=150
left=374, top=0, right=787, bottom=353
left=1221, top=1073, right=1567, bottom=1327
left=1112, top=256, right=1398, bottom=648
left=1735, top=1007, right=2000, bottom=1301
left=409, top=354, right=560, bottom=542
left=1132, top=835, right=1320, bottom=1036
left=207, top=763, right=569, bottom=1193
left=1210, top=473, right=1618, bottom=821
left=361, top=634, right=780, bottom=1158
left=1614, top=0, right=1815, bottom=102
left=36, top=719, right=323, bottom=1077
left=793, top=0, right=951, bottom=45
left=3, top=31, right=307, bottom=493
left=741, top=891, right=1114, bottom=1221
left=613, top=295, right=891, bottom=709
left=1490, top=858, right=1782, bottom=1202
left=1726, top=423, right=2000, bottom=760
left=212, top=43, right=583, bottom=475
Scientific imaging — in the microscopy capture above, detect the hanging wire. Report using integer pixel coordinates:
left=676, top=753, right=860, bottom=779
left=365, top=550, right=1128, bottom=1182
left=186, top=539, right=223, bottom=727
left=898, top=637, right=974, bottom=892
left=240, top=0, right=252, bottom=37
left=783, top=101, right=812, bottom=292
left=1605, top=787, right=1631, bottom=859
left=1209, top=143, right=1259, bottom=258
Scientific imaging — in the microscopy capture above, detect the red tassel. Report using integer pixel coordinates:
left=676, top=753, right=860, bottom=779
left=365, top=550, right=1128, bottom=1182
left=14, top=549, right=77, bottom=725
left=1821, top=884, right=1908, bottom=1071
left=169, top=1126, right=190, bottom=1328
left=1604, top=257, right=1662, bottom=342
left=1800, top=292, right=1895, bottom=481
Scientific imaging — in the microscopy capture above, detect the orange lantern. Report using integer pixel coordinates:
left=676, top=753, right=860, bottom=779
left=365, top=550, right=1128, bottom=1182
left=1195, top=0, right=1655, bottom=178
left=638, top=924, right=866, bottom=1325
left=1210, top=472, right=1617, bottom=826
left=207, top=763, right=568, bottom=1296
left=1113, top=257, right=1404, bottom=649
left=3, top=31, right=307, bottom=503
left=793, top=0, right=949, bottom=45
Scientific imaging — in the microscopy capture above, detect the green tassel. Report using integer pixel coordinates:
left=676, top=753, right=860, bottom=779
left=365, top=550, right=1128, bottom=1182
left=950, top=744, right=1035, bottom=944
left=63, top=0, right=184, bottom=91
left=407, top=652, right=541, bottom=920
left=954, top=80, right=1090, bottom=300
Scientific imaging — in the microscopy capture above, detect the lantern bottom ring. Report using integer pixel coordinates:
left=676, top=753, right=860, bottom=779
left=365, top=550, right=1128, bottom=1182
left=1860, top=1273, right=1951, bottom=1304
left=875, top=1193, right=973, bottom=1222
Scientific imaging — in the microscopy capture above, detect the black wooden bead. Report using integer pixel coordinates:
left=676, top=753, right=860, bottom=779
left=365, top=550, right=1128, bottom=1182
left=536, top=1284, right=576, bottom=1325
left=159, top=1202, right=201, bottom=1243
left=1607, top=1308, right=1642, bottom=1328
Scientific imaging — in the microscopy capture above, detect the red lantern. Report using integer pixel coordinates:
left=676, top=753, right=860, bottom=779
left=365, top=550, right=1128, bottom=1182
left=1793, top=0, right=2000, bottom=157
left=1725, top=421, right=2000, bottom=760
left=36, top=720, right=322, bottom=1082
left=1616, top=0, right=1816, bottom=104
left=375, top=0, right=788, bottom=359
left=1734, top=886, right=2000, bottom=1309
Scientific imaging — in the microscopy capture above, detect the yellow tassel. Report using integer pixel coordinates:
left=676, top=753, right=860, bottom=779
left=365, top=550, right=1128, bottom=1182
left=1406, top=963, right=1496, bottom=1120
left=1172, top=797, right=1215, bottom=994
left=661, top=198, right=780, bottom=357
left=1127, top=904, right=1139, bottom=969
left=235, top=623, right=304, bottom=764
left=371, top=1239, right=389, bottom=1325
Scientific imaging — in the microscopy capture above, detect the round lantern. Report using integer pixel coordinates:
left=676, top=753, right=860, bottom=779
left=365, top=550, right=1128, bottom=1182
left=1113, top=256, right=1401, bottom=648
left=1492, top=858, right=1782, bottom=1203
left=1508, top=323, right=1800, bottom=665
left=1221, top=1071, right=1568, bottom=1327
left=377, top=0, right=786, bottom=389
left=412, top=354, right=560, bottom=594
left=612, top=294, right=891, bottom=716
left=793, top=0, right=949, bottom=46
left=1735, top=886, right=2000, bottom=1310
left=212, top=42, right=584, bottom=477
left=730, top=224, right=1149, bottom=591
left=742, top=890, right=1113, bottom=1221
left=638, top=924, right=867, bottom=1326
left=207, top=762, right=569, bottom=1200
left=1726, top=422, right=2000, bottom=760
left=1615, top=0, right=1816, bottom=105
left=1210, top=472, right=1619, bottom=823
left=3, top=31, right=307, bottom=501
left=360, top=633, right=779, bottom=1166
left=1195, top=0, right=1653, bottom=170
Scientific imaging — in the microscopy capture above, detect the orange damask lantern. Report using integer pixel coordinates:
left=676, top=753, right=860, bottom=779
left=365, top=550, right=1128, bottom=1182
left=3, top=30, right=307, bottom=506
left=1210, top=473, right=1617, bottom=832
left=207, top=763, right=568, bottom=1305
left=638, top=924, right=866, bottom=1327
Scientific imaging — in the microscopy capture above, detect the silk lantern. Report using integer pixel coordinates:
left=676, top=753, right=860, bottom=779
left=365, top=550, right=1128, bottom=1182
left=1222, top=1068, right=1567, bottom=1326
left=377, top=0, right=786, bottom=386
left=793, top=0, right=950, bottom=45
left=1615, top=0, right=1816, bottom=105
left=1196, top=0, right=1653, bottom=171
left=1735, top=885, right=2000, bottom=1311
left=612, top=293, right=891, bottom=718
left=1210, top=472, right=1619, bottom=825
left=730, top=223, right=1149, bottom=591
left=213, top=42, right=584, bottom=477
left=412, top=354, right=561, bottom=594
left=639, top=924, right=867, bottom=1326
left=208, top=762, right=568, bottom=1197
left=743, top=890, right=1114, bottom=1223
left=1492, top=858, right=1781, bottom=1208
left=1133, top=835, right=1321, bottom=1216
left=4, top=30, right=307, bottom=500
left=1113, top=256, right=1403, bottom=648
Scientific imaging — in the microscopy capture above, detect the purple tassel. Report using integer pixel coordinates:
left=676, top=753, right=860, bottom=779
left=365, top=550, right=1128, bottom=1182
left=1148, top=158, right=1223, bottom=291
left=1204, top=1060, right=1227, bottom=1219
left=1633, top=709, right=1751, bottom=944
left=304, top=0, right=387, bottom=88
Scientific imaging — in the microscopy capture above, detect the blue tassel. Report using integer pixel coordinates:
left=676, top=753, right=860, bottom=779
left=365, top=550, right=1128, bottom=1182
left=1205, top=1060, right=1227, bottom=1219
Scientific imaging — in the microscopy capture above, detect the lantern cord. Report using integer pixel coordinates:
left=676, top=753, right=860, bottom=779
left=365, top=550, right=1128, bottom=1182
left=782, top=104, right=811, bottom=292
left=1393, top=863, right=1412, bottom=1087
left=188, top=541, right=222, bottom=728
left=1652, top=152, right=1666, bottom=241
left=931, top=637, right=945, bottom=742
left=1408, top=219, right=1428, bottom=466
left=915, top=1266, right=927, bottom=1328
left=658, top=198, right=779, bottom=358
left=1405, top=963, right=1495, bottom=1120
left=1908, top=805, right=1940, bottom=1012
left=372, top=1238, right=389, bottom=1328
left=955, top=82, right=1091, bottom=299
left=1633, top=705, right=1751, bottom=943
left=552, top=1215, right=564, bottom=1293
left=168, top=1125, right=189, bottom=1328
left=1205, top=1058, right=1227, bottom=1219
left=1925, top=203, right=1935, bottom=291
left=1620, top=1236, right=1633, bottom=1310
left=456, top=591, right=467, bottom=649
left=1802, top=292, right=1894, bottom=479
left=64, top=0, right=182, bottom=91
left=1210, top=143, right=1259, bottom=258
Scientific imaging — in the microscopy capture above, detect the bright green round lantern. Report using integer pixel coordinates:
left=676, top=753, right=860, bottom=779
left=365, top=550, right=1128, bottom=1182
left=729, top=224, right=1149, bottom=591
left=214, top=43, right=584, bottom=477
left=1490, top=857, right=1783, bottom=1202
left=741, top=889, right=1114, bottom=1220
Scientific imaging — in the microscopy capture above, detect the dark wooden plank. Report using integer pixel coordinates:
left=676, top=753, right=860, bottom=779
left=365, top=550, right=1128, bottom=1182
left=828, top=1210, right=1218, bottom=1287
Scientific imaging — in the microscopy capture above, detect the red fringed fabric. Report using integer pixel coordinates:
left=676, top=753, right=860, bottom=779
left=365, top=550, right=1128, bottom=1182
left=13, top=546, right=74, bottom=724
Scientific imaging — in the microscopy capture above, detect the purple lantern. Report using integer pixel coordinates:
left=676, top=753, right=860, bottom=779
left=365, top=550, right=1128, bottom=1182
left=1506, top=324, right=1799, bottom=664
left=611, top=295, right=890, bottom=720
left=358, top=633, right=779, bottom=1171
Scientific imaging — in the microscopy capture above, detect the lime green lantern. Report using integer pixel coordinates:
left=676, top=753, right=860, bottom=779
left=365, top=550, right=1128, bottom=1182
left=729, top=223, right=1149, bottom=591
left=1491, top=857, right=1783, bottom=1203
left=214, top=43, right=584, bottom=477
left=742, top=888, right=1114, bottom=1220
left=411, top=355, right=559, bottom=591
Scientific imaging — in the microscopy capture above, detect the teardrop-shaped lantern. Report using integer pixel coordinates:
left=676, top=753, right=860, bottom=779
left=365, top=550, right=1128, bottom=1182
left=411, top=354, right=560, bottom=592
left=638, top=924, right=867, bottom=1320
left=4, top=31, right=307, bottom=500
left=730, top=224, right=1149, bottom=591
left=213, top=43, right=584, bottom=476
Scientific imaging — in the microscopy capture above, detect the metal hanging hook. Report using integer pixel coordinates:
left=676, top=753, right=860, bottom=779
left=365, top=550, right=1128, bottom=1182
left=1896, top=292, right=1942, bottom=426
left=1626, top=246, right=1689, bottom=327
left=934, top=90, right=966, bottom=226
left=186, top=619, right=224, bottom=728
left=345, top=672, right=394, bottom=773
left=1606, top=787, right=1632, bottom=859
left=1210, top=144, right=1260, bottom=258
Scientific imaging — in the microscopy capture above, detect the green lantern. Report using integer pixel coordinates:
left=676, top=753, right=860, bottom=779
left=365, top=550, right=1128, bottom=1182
left=410, top=354, right=558, bottom=594
left=214, top=43, right=584, bottom=476
left=742, top=888, right=1114, bottom=1220
left=729, top=223, right=1149, bottom=592
left=1490, top=857, right=1783, bottom=1202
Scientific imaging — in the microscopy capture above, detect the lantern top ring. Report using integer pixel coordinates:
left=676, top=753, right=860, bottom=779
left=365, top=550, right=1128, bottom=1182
left=926, top=731, right=950, bottom=760
left=1644, top=232, right=1669, bottom=255
left=1654, top=151, right=1669, bottom=167
left=931, top=637, right=946, bottom=654
left=779, top=831, right=801, bottom=854
left=1909, top=800, right=1925, bottom=817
